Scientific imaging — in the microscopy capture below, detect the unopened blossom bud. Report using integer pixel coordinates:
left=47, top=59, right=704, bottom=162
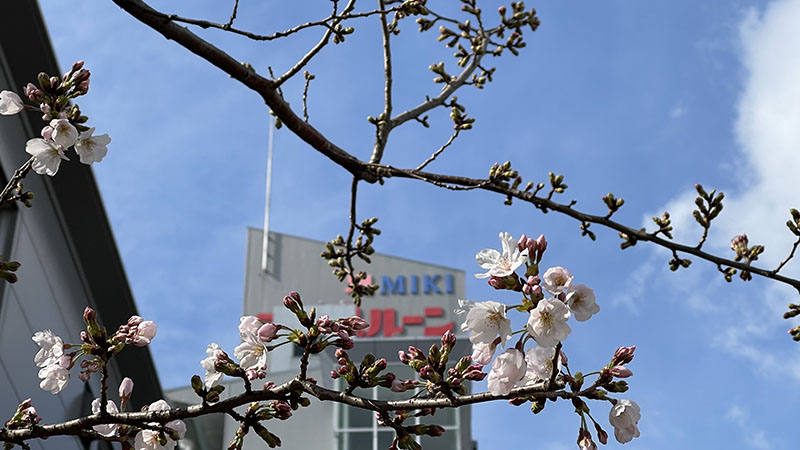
left=398, top=350, right=411, bottom=364
left=273, top=400, right=292, bottom=419
left=80, top=331, right=91, bottom=344
left=611, top=346, right=636, bottom=366
left=426, top=425, right=445, bottom=437
left=487, top=277, right=504, bottom=290
left=337, top=336, right=354, bottom=349
left=578, top=435, right=597, bottom=450
left=408, top=346, right=425, bottom=360
left=83, top=306, right=96, bottom=323
left=517, top=233, right=528, bottom=251
left=128, top=315, right=144, bottom=326
left=283, top=295, right=301, bottom=313
left=257, top=323, right=279, bottom=343
left=391, top=378, right=408, bottom=392
left=464, top=368, right=487, bottom=381
left=347, top=316, right=369, bottom=330
left=119, top=377, right=134, bottom=400
left=609, top=366, right=633, bottom=378
left=508, top=397, right=527, bottom=406
left=441, top=330, right=456, bottom=350
left=594, top=423, right=608, bottom=445
left=330, top=370, right=339, bottom=379
left=23, top=83, right=36, bottom=98
left=498, top=5, right=506, bottom=15
left=334, top=348, right=348, bottom=359
left=49, top=76, right=59, bottom=88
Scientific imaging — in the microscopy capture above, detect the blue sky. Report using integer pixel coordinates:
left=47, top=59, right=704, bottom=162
left=35, top=0, right=800, bottom=448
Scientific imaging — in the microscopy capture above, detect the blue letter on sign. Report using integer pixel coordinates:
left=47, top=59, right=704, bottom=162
left=381, top=275, right=407, bottom=295
left=423, top=274, right=442, bottom=294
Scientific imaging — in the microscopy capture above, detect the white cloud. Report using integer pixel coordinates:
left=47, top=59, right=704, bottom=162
left=643, top=0, right=800, bottom=382
left=724, top=405, right=775, bottom=450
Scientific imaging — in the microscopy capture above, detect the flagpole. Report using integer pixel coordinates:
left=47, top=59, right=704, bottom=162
left=261, top=115, right=275, bottom=273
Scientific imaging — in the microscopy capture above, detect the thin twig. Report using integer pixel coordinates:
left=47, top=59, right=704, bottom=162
left=302, top=71, right=314, bottom=123
left=368, top=0, right=394, bottom=164
left=344, top=176, right=360, bottom=280
left=224, top=0, right=239, bottom=29
left=165, top=7, right=397, bottom=42
left=415, top=129, right=460, bottom=171
left=275, top=0, right=358, bottom=86
left=773, top=236, right=800, bottom=275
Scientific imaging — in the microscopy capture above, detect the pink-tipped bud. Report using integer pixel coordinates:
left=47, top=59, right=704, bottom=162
left=609, top=366, right=633, bottom=378
left=80, top=331, right=91, bottom=344
left=498, top=5, right=507, bottom=15
left=408, top=346, right=425, bottom=360
left=611, top=345, right=636, bottom=365
left=398, top=350, right=411, bottom=364
left=330, top=370, right=339, bottom=379
left=487, top=277, right=504, bottom=290
left=127, top=315, right=144, bottom=326
left=441, top=330, right=456, bottom=349
left=119, top=377, right=134, bottom=400
left=517, top=233, right=528, bottom=251
left=334, top=348, right=348, bottom=359
left=426, top=425, right=445, bottom=437
left=390, top=378, right=407, bottom=392
left=257, top=323, right=279, bottom=343
left=83, top=307, right=96, bottom=323
left=347, top=316, right=369, bottom=331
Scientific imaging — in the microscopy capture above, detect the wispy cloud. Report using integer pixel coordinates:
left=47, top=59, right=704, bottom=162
left=724, top=405, right=775, bottom=450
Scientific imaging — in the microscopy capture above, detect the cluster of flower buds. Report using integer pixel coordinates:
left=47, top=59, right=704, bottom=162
left=314, top=314, right=369, bottom=350
left=330, top=349, right=397, bottom=391
left=4, top=398, right=42, bottom=430
left=0, top=259, right=20, bottom=283
left=376, top=411, right=446, bottom=450
left=112, top=315, right=158, bottom=347
left=0, top=61, right=110, bottom=180
left=518, top=233, right=547, bottom=264
left=31, top=307, right=156, bottom=394
left=396, top=331, right=480, bottom=396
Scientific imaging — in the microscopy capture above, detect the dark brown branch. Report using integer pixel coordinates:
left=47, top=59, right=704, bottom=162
left=0, top=157, right=34, bottom=207
left=0, top=376, right=576, bottom=443
left=225, top=0, right=239, bottom=29
left=111, top=0, right=372, bottom=181
left=368, top=0, right=394, bottom=164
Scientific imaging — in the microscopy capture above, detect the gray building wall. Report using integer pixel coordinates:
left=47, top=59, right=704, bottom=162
left=0, top=3, right=162, bottom=450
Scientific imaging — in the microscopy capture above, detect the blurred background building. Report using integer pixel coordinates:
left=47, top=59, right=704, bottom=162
left=168, top=229, right=477, bottom=450
left=0, top=3, right=162, bottom=450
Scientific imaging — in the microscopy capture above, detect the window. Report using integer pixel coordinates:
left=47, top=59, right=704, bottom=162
left=334, top=364, right=462, bottom=450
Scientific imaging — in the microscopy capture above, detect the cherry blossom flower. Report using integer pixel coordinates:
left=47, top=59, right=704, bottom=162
left=49, top=119, right=78, bottom=148
left=38, top=354, right=71, bottom=394
left=456, top=299, right=512, bottom=347
left=608, top=399, right=641, bottom=444
left=235, top=316, right=268, bottom=370
left=527, top=298, right=571, bottom=347
left=540, top=266, right=574, bottom=295
left=32, top=329, right=64, bottom=367
left=475, top=232, right=529, bottom=279
left=0, top=90, right=24, bottom=115
left=91, top=398, right=119, bottom=437
left=565, top=284, right=600, bottom=322
left=521, top=345, right=562, bottom=384
left=200, top=342, right=225, bottom=388
left=487, top=348, right=527, bottom=395
left=134, top=400, right=186, bottom=450
left=74, top=127, right=111, bottom=164
left=25, top=138, right=68, bottom=176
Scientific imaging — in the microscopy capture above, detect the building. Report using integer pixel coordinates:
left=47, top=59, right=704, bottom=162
left=169, top=229, right=477, bottom=450
left=0, top=3, right=162, bottom=449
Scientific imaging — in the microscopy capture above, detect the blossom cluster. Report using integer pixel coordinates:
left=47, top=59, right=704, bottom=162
left=458, top=232, right=639, bottom=447
left=0, top=61, right=110, bottom=177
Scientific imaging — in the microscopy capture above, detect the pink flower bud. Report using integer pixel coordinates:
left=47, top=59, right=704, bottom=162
left=487, top=277, right=504, bottom=290
left=517, top=233, right=528, bottom=251
left=611, top=345, right=636, bottom=365
left=390, top=378, right=407, bottom=392
left=441, top=330, right=456, bottom=349
left=609, top=366, right=633, bottom=378
left=83, top=306, right=96, bottom=323
left=257, top=323, right=279, bottom=343
left=347, top=316, right=369, bottom=330
left=132, top=321, right=157, bottom=346
left=398, top=350, right=411, bottom=364
left=119, top=377, right=134, bottom=400
left=498, top=5, right=507, bottom=15
left=127, top=315, right=144, bottom=326
left=426, top=425, right=445, bottom=437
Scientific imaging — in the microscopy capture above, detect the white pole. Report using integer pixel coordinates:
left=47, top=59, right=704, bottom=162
left=261, top=115, right=275, bottom=273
